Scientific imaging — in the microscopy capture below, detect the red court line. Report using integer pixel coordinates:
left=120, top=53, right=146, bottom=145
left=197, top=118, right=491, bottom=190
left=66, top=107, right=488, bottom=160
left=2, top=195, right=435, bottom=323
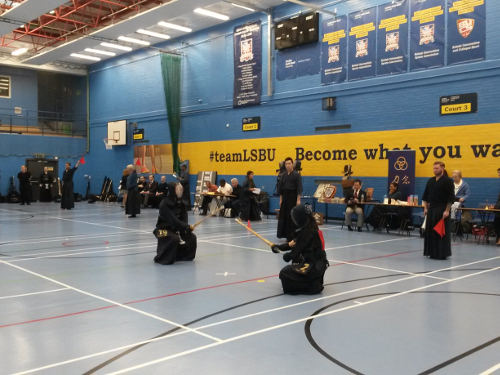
left=1, top=245, right=451, bottom=329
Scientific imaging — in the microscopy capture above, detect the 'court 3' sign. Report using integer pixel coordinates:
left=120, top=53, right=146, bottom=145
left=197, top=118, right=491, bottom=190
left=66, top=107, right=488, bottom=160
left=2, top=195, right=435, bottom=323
left=440, top=93, right=478, bottom=115
left=242, top=116, right=261, bottom=132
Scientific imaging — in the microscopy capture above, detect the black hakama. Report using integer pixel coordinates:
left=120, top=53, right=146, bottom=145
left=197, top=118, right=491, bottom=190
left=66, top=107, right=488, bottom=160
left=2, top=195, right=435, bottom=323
left=61, top=181, right=75, bottom=209
left=240, top=178, right=262, bottom=221
left=154, top=229, right=197, bottom=265
left=422, top=176, right=455, bottom=260
left=277, top=191, right=297, bottom=239
left=125, top=189, right=141, bottom=216
left=279, top=260, right=328, bottom=295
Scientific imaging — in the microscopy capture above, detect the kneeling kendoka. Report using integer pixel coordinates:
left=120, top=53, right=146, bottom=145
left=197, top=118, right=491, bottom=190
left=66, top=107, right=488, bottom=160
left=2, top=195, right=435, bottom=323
left=271, top=203, right=328, bottom=295
left=154, top=182, right=197, bottom=265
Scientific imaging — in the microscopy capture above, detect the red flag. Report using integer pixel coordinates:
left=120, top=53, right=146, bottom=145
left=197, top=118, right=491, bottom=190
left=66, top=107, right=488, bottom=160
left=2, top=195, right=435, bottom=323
left=79, top=156, right=85, bottom=165
left=433, top=218, right=446, bottom=238
left=318, top=229, right=325, bottom=250
left=135, top=158, right=141, bottom=166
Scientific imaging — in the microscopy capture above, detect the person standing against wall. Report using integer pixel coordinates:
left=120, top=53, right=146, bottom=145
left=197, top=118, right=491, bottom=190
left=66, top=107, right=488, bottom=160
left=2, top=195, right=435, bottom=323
left=422, top=162, right=455, bottom=260
left=18, top=165, right=31, bottom=206
left=39, top=166, right=54, bottom=202
left=61, top=160, right=80, bottom=210
left=125, top=164, right=140, bottom=218
left=277, top=157, right=303, bottom=240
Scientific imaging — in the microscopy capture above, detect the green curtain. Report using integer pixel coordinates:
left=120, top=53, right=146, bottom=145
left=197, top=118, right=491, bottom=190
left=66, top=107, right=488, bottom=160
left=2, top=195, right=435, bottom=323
left=160, top=54, right=182, bottom=174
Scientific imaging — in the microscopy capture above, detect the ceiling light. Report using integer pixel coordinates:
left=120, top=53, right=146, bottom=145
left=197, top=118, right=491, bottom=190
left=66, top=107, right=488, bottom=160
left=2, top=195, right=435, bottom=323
left=194, top=8, right=230, bottom=21
left=231, top=3, right=255, bottom=11
left=157, top=22, right=192, bottom=33
left=11, top=48, right=28, bottom=56
left=85, top=48, right=116, bottom=56
left=49, top=10, right=55, bottom=14
left=70, top=53, right=101, bottom=61
left=100, top=42, right=133, bottom=51
left=136, top=29, right=170, bottom=40
left=117, top=36, right=150, bottom=46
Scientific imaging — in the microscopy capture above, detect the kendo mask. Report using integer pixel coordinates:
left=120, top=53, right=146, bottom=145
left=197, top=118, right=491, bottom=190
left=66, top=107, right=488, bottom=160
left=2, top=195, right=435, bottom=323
left=291, top=203, right=312, bottom=230
left=166, top=182, right=183, bottom=205
left=175, top=183, right=183, bottom=199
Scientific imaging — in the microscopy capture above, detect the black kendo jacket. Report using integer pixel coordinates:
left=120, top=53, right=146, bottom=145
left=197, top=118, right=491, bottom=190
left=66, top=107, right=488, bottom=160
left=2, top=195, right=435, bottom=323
left=156, top=182, right=190, bottom=233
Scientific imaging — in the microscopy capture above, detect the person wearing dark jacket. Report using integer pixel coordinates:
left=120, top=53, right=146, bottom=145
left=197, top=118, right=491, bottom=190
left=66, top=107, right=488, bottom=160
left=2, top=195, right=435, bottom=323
left=271, top=203, right=328, bottom=295
left=240, top=171, right=262, bottom=221
left=366, top=182, right=403, bottom=230
left=39, top=166, right=54, bottom=203
left=344, top=179, right=368, bottom=232
left=125, top=165, right=141, bottom=218
left=176, top=164, right=191, bottom=210
left=277, top=157, right=303, bottom=240
left=120, top=168, right=129, bottom=208
left=154, top=182, right=197, bottom=264
left=18, top=165, right=32, bottom=205
left=154, top=175, right=168, bottom=207
left=61, top=160, right=80, bottom=210
left=141, top=174, right=158, bottom=208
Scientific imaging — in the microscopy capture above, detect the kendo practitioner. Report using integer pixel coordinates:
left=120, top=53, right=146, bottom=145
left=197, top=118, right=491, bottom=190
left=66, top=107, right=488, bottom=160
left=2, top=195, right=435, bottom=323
left=125, top=164, right=141, bottom=218
left=61, top=160, right=80, bottom=210
left=17, top=165, right=32, bottom=205
left=277, top=157, right=303, bottom=240
left=154, top=175, right=168, bottom=208
left=176, top=163, right=191, bottom=210
left=240, top=171, right=262, bottom=221
left=271, top=204, right=328, bottom=295
left=154, top=182, right=197, bottom=265
left=422, top=162, right=455, bottom=260
left=39, top=166, right=54, bottom=202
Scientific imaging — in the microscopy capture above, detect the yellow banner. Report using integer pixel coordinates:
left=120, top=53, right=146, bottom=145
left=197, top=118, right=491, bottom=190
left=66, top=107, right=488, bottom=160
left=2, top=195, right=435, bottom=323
left=179, top=123, right=500, bottom=178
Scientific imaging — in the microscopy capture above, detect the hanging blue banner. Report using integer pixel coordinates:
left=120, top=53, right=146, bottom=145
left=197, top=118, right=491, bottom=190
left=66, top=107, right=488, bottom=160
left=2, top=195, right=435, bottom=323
left=233, top=20, right=262, bottom=108
left=410, top=0, right=445, bottom=71
left=348, top=8, right=377, bottom=81
left=447, top=0, right=485, bottom=65
left=276, top=43, right=320, bottom=81
left=388, top=150, right=416, bottom=200
left=321, top=16, right=348, bottom=85
left=377, top=0, right=409, bottom=76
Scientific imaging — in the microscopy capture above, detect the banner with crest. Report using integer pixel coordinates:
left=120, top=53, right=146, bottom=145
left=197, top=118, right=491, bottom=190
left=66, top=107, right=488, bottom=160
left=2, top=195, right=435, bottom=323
left=447, top=0, right=485, bottom=65
left=348, top=7, right=377, bottom=81
left=410, top=0, right=445, bottom=71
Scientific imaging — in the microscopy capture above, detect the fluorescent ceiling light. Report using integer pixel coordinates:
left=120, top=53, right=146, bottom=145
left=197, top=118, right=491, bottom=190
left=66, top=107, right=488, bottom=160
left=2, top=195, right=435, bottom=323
left=231, top=3, right=255, bottom=11
left=136, top=29, right=170, bottom=40
left=194, top=8, right=229, bottom=20
left=11, top=48, right=28, bottom=56
left=100, top=42, right=132, bottom=51
left=70, top=53, right=101, bottom=61
left=85, top=48, right=116, bottom=56
left=117, top=36, right=150, bottom=46
left=157, top=22, right=192, bottom=33
left=49, top=10, right=55, bottom=14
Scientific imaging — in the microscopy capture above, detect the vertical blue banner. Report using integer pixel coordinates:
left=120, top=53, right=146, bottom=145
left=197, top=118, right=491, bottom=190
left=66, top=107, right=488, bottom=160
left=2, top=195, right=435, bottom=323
left=233, top=20, right=262, bottom=108
left=348, top=8, right=377, bottom=81
left=321, top=16, right=347, bottom=85
left=377, top=0, right=409, bottom=76
left=388, top=150, right=416, bottom=200
left=447, top=0, right=485, bottom=65
left=410, top=0, right=445, bottom=71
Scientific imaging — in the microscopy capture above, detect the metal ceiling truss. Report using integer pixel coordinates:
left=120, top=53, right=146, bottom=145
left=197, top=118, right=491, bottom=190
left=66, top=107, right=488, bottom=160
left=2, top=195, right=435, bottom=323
left=0, top=0, right=165, bottom=52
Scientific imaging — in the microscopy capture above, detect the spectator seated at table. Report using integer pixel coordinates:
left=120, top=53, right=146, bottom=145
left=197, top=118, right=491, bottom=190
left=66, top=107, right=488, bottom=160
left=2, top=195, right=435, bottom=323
left=344, top=179, right=367, bottom=232
left=366, top=182, right=404, bottom=230
left=154, top=175, right=168, bottom=208
left=224, top=178, right=242, bottom=217
left=200, top=180, right=218, bottom=215
left=140, top=174, right=158, bottom=208
left=217, top=179, right=233, bottom=203
left=451, top=169, right=471, bottom=227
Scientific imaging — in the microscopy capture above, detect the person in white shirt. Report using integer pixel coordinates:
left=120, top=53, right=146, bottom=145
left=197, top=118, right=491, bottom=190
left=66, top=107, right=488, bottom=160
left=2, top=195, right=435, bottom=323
left=217, top=179, right=233, bottom=201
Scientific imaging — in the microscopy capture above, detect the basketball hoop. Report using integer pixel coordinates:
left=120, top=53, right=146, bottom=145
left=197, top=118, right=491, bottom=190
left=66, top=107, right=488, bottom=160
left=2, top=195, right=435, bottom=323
left=103, top=138, right=118, bottom=150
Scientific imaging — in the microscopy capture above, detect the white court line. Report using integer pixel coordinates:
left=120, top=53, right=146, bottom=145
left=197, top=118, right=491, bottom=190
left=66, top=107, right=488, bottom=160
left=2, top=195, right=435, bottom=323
left=107, top=264, right=500, bottom=374
left=327, top=258, right=450, bottom=281
left=44, top=216, right=152, bottom=234
left=0, top=259, right=222, bottom=344
left=325, top=237, right=415, bottom=251
left=480, top=363, right=500, bottom=375
left=353, top=301, right=363, bottom=305
left=0, top=232, right=135, bottom=247
left=0, top=288, right=69, bottom=300
left=14, top=255, right=500, bottom=374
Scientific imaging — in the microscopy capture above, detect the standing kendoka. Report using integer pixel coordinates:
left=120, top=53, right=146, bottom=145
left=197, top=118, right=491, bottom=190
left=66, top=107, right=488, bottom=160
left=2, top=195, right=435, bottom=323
left=154, top=182, right=197, bottom=265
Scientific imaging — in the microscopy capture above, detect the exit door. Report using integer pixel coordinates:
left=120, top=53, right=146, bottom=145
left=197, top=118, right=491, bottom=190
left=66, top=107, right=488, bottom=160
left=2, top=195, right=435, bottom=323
left=26, top=158, right=59, bottom=201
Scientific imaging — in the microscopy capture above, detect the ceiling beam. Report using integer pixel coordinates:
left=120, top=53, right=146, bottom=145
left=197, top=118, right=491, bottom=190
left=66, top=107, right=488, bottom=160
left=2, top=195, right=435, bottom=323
left=283, top=0, right=337, bottom=16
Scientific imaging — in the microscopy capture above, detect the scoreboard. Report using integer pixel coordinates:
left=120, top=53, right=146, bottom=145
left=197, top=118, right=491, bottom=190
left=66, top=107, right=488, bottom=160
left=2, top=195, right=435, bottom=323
left=275, top=12, right=319, bottom=50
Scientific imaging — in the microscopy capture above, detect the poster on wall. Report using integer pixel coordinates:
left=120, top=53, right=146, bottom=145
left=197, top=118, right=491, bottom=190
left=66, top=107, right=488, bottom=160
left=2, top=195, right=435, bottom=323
left=377, top=0, right=409, bottom=76
left=348, top=7, right=377, bottom=81
left=134, top=144, right=173, bottom=174
left=233, top=20, right=262, bottom=108
left=447, top=0, right=485, bottom=65
left=321, top=16, right=348, bottom=85
left=276, top=43, right=320, bottom=81
left=410, top=0, right=445, bottom=71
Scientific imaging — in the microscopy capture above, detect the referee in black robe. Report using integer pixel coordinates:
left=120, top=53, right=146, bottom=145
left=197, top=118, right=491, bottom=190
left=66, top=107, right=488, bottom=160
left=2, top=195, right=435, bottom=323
left=61, top=160, right=80, bottom=210
left=422, top=162, right=455, bottom=260
left=277, top=157, right=303, bottom=240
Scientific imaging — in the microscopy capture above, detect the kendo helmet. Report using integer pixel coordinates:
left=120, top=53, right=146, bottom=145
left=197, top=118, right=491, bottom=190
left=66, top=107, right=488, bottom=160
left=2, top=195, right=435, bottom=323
left=291, top=203, right=312, bottom=230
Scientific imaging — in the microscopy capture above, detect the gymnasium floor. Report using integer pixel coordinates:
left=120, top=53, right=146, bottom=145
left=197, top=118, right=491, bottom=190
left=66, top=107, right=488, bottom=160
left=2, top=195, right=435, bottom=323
left=1, top=203, right=500, bottom=375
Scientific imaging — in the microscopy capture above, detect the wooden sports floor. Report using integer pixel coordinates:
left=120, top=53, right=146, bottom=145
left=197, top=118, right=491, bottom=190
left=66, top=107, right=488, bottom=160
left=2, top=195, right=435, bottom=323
left=1, top=203, right=500, bottom=375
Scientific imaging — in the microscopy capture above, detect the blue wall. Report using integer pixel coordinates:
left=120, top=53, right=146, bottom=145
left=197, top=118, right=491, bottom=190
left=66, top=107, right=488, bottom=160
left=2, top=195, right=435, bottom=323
left=86, top=0, right=500, bottom=218
left=0, top=66, right=37, bottom=125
